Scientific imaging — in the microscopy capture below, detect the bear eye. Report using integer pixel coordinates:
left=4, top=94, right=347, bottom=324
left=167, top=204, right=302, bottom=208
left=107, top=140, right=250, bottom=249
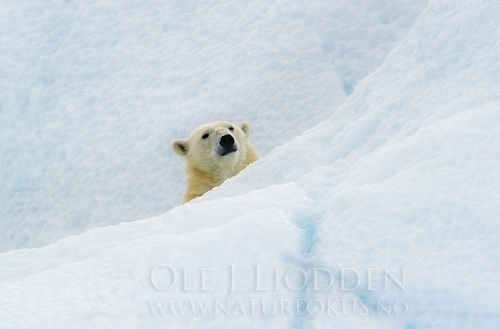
left=202, top=133, right=209, bottom=139
left=228, top=126, right=234, bottom=131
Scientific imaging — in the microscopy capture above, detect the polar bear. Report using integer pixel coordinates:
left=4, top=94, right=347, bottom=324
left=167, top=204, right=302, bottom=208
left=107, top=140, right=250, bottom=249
left=172, top=121, right=259, bottom=204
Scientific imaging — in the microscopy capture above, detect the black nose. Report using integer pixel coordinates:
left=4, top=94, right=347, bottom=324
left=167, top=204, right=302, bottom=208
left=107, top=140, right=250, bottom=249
left=219, top=134, right=234, bottom=148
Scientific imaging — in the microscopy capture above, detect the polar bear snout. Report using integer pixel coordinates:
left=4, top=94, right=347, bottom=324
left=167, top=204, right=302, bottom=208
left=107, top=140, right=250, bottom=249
left=220, top=134, right=234, bottom=148
left=218, top=134, right=238, bottom=156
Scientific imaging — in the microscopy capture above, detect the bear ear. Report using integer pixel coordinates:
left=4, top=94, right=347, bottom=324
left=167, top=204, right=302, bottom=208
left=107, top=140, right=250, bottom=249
left=238, top=121, right=251, bottom=137
left=172, top=139, right=189, bottom=158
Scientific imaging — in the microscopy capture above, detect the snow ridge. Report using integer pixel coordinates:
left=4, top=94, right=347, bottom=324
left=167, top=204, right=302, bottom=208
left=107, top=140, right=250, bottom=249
left=1, top=0, right=500, bottom=328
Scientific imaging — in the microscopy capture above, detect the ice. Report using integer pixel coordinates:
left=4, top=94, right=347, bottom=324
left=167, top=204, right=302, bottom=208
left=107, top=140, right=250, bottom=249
left=0, top=0, right=426, bottom=252
left=1, top=0, right=500, bottom=328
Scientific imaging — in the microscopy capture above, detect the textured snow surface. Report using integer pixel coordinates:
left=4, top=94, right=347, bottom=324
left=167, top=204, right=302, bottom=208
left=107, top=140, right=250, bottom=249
left=1, top=0, right=500, bottom=328
left=0, top=0, right=427, bottom=252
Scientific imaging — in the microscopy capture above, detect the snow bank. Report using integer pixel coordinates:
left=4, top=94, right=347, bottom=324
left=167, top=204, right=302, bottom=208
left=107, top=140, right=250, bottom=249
left=1, top=0, right=499, bottom=328
left=0, top=0, right=426, bottom=252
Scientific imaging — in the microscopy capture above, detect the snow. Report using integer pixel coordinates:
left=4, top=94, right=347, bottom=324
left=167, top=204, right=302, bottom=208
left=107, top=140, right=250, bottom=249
left=1, top=0, right=499, bottom=328
left=0, top=0, right=426, bottom=252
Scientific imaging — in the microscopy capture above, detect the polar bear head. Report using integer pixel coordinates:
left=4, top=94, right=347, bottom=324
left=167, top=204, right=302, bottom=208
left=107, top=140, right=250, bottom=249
left=172, top=120, right=259, bottom=203
left=172, top=121, right=252, bottom=172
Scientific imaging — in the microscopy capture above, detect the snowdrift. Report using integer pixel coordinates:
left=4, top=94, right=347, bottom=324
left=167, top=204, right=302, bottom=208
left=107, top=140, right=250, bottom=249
left=0, top=0, right=426, bottom=252
left=1, top=0, right=499, bottom=328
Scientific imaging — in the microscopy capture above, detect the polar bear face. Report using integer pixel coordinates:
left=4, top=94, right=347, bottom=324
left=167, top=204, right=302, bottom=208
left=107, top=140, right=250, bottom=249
left=172, top=121, right=259, bottom=203
left=172, top=121, right=251, bottom=174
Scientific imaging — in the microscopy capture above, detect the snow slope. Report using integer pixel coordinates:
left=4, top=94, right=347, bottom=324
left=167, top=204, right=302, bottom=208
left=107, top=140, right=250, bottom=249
left=0, top=0, right=426, bottom=252
left=1, top=0, right=500, bottom=328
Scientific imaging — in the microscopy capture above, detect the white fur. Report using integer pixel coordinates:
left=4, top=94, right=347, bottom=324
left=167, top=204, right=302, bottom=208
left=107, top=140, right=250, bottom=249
left=172, top=121, right=259, bottom=203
